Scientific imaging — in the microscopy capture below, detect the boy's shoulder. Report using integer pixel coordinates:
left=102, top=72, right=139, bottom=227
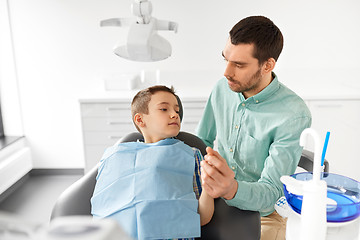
left=102, top=138, right=196, bottom=161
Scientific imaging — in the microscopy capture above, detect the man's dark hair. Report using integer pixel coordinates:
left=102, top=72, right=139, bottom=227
left=229, top=16, right=283, bottom=64
left=131, top=85, right=176, bottom=133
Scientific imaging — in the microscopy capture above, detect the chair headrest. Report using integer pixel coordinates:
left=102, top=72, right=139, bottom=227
left=175, top=94, right=183, bottom=122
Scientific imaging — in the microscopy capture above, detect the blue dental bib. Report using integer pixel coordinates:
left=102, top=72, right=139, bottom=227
left=91, top=138, right=200, bottom=240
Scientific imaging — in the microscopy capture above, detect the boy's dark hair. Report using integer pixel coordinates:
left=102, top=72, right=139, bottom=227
left=229, top=16, right=283, bottom=64
left=131, top=85, right=176, bottom=133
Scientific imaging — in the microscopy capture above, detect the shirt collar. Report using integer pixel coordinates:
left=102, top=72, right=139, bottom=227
left=238, top=72, right=280, bottom=104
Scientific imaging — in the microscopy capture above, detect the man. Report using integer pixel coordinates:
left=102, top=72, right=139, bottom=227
left=197, top=16, right=311, bottom=240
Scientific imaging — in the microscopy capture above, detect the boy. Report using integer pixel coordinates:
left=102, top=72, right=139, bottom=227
left=91, top=85, right=214, bottom=240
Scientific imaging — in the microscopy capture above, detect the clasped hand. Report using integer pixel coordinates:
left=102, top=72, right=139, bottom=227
left=200, top=147, right=238, bottom=200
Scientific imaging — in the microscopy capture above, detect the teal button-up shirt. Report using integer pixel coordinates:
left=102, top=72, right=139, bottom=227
left=196, top=74, right=311, bottom=216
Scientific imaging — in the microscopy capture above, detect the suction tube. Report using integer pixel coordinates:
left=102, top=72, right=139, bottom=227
left=299, top=128, right=322, bottom=183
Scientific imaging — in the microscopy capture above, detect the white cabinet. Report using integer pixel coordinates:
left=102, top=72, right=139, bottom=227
left=180, top=99, right=207, bottom=134
left=80, top=101, right=137, bottom=172
left=80, top=97, right=360, bottom=181
left=304, top=100, right=360, bottom=181
left=80, top=98, right=207, bottom=172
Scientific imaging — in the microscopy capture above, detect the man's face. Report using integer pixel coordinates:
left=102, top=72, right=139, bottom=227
left=222, top=39, right=265, bottom=98
left=141, top=91, right=180, bottom=143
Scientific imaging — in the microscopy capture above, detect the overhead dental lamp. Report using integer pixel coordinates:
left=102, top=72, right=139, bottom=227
left=100, top=0, right=178, bottom=62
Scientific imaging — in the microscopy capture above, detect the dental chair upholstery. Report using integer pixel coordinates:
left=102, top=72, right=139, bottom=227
left=299, top=149, right=329, bottom=173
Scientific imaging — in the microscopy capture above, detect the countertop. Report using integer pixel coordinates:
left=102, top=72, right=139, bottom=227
left=79, top=70, right=360, bottom=102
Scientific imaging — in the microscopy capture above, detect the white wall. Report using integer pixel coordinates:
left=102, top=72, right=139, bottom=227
left=2, top=0, right=360, bottom=168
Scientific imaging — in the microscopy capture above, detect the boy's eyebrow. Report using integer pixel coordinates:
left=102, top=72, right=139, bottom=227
left=222, top=52, right=248, bottom=65
left=157, top=102, right=179, bottom=107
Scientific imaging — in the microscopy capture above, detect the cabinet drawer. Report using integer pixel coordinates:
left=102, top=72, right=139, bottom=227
left=182, top=100, right=206, bottom=109
left=84, top=145, right=108, bottom=172
left=181, top=124, right=198, bottom=134
left=82, top=118, right=135, bottom=131
left=83, top=131, right=129, bottom=145
left=181, top=100, right=206, bottom=123
left=81, top=103, right=131, bottom=117
left=182, top=116, right=201, bottom=125
left=183, top=108, right=205, bottom=118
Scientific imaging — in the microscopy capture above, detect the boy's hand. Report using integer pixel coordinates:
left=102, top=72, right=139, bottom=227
left=200, top=147, right=238, bottom=200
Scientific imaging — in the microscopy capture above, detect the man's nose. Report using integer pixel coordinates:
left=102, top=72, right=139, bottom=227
left=224, top=62, right=235, bottom=79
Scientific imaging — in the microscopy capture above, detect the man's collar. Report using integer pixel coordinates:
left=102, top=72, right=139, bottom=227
left=238, top=72, right=280, bottom=104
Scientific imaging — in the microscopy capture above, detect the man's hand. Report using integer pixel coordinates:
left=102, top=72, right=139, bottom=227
left=200, top=147, right=238, bottom=200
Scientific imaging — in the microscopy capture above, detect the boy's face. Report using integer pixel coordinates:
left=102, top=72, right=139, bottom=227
left=137, top=91, right=180, bottom=143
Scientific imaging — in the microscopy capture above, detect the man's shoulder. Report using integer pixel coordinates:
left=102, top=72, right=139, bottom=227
left=275, top=82, right=311, bottom=118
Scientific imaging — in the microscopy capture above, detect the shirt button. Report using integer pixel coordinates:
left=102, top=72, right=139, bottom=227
left=242, top=103, right=245, bottom=107
left=235, top=125, right=239, bottom=129
left=231, top=166, right=236, bottom=170
left=229, top=148, right=233, bottom=152
left=256, top=100, right=259, bottom=103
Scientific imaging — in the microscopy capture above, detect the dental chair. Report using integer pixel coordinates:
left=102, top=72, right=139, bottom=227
left=50, top=131, right=261, bottom=240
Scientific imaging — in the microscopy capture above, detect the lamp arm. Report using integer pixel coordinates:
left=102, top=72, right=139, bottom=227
left=100, top=18, right=134, bottom=27
left=156, top=20, right=178, bottom=33
left=131, top=0, right=152, bottom=24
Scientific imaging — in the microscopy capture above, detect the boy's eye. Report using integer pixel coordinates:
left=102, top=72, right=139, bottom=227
left=160, top=108, right=167, bottom=111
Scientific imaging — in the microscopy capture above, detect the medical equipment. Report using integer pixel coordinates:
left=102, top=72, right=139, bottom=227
left=277, top=128, right=360, bottom=240
left=40, top=216, right=133, bottom=240
left=0, top=212, right=132, bottom=240
left=100, top=0, right=178, bottom=62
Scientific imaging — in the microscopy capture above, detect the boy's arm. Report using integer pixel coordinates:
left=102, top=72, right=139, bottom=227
left=199, top=189, right=214, bottom=226
left=193, top=148, right=214, bottom=226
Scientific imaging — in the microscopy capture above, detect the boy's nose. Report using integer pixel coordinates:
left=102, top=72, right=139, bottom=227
left=170, top=112, right=178, bottom=119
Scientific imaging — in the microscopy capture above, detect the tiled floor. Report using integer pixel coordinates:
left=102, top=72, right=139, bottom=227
left=0, top=173, right=82, bottom=225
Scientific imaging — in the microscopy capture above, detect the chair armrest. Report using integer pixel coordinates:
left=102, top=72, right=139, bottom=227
left=50, top=165, right=98, bottom=220
left=199, top=198, right=260, bottom=240
left=299, top=149, right=329, bottom=173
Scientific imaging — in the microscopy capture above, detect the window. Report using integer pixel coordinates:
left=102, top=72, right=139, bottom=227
left=0, top=0, right=24, bottom=151
left=0, top=103, right=4, bottom=137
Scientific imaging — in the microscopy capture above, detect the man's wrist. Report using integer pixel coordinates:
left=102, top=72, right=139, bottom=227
left=223, top=179, right=238, bottom=200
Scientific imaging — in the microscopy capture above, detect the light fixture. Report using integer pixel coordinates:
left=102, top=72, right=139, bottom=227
left=100, top=0, right=178, bottom=62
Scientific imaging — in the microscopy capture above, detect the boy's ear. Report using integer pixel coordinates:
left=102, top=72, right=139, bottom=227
left=134, top=113, right=145, bottom=128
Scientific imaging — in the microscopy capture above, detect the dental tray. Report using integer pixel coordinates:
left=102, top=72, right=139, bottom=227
left=283, top=172, right=360, bottom=222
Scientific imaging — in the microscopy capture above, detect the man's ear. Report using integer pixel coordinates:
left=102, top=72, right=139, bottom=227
left=262, top=58, right=276, bottom=74
left=134, top=113, right=145, bottom=128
